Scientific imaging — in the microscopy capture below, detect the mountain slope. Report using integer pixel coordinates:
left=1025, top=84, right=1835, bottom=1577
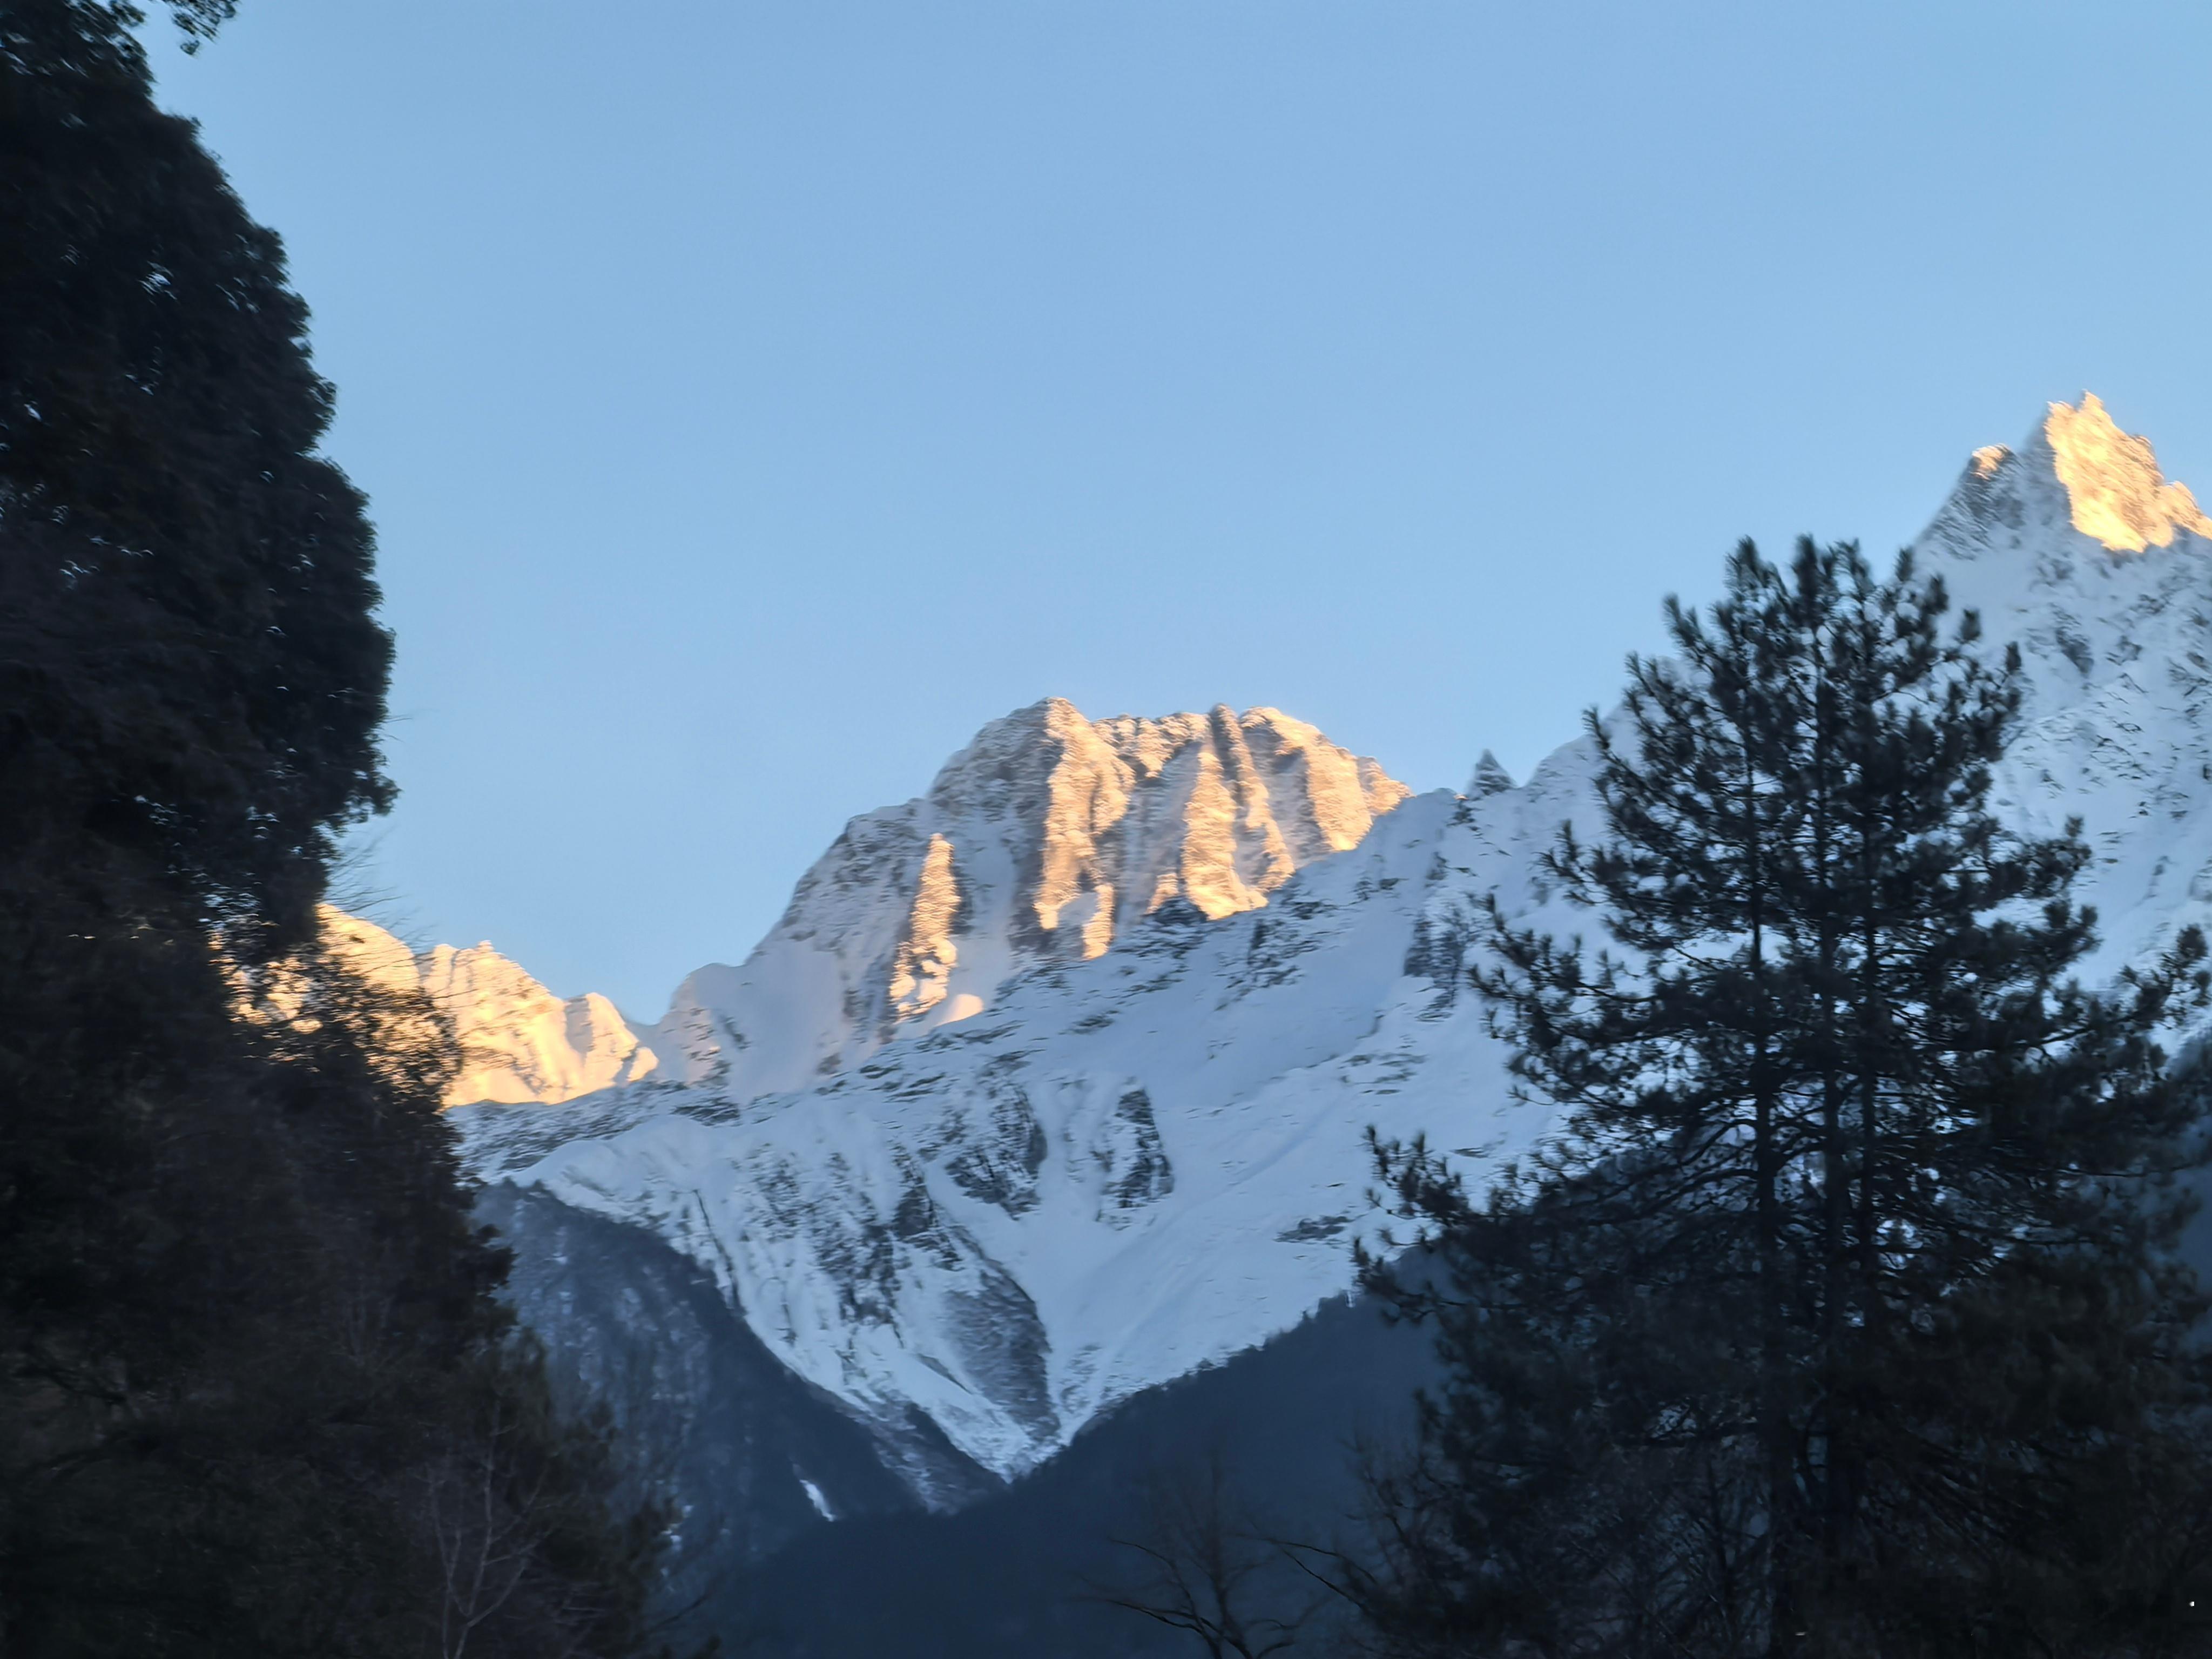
left=474, top=1183, right=962, bottom=1587
left=726, top=1289, right=1434, bottom=1658
left=461, top=785, right=1471, bottom=1480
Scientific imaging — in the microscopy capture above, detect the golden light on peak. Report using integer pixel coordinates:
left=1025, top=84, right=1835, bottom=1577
left=2045, top=393, right=2211, bottom=552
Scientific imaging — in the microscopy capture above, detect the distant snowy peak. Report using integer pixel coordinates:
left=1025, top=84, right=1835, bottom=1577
left=319, top=909, right=659, bottom=1107
left=1906, top=394, right=2212, bottom=987
left=644, top=697, right=1410, bottom=1098
left=423, top=943, right=658, bottom=1105
left=1465, top=750, right=1515, bottom=799
left=1930, top=392, right=2209, bottom=561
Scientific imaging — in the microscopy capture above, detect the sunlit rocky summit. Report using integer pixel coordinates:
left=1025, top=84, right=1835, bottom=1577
left=401, top=393, right=2212, bottom=1552
left=647, top=699, right=1410, bottom=1100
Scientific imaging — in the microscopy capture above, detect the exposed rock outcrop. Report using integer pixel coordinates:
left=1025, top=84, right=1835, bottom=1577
left=643, top=699, right=1410, bottom=1097
left=2044, top=392, right=2211, bottom=552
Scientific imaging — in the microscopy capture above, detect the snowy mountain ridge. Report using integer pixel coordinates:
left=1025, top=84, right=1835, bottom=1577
left=315, top=909, right=660, bottom=1107
left=447, top=393, right=2212, bottom=1493
left=329, top=701, right=1407, bottom=1114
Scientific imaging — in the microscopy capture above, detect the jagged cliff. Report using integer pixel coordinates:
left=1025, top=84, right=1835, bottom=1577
left=642, top=700, right=1409, bottom=1098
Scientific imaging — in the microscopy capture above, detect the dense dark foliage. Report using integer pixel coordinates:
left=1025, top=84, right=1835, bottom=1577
left=1357, top=541, right=2212, bottom=1657
left=720, top=1290, right=1427, bottom=1658
left=0, top=4, right=666, bottom=1652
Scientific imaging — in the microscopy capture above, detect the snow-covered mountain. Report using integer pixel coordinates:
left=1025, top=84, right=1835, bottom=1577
left=450, top=393, right=2212, bottom=1501
left=319, top=909, right=659, bottom=1105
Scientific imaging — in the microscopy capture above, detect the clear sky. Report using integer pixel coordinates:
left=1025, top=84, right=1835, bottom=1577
left=151, top=2, right=2212, bottom=1017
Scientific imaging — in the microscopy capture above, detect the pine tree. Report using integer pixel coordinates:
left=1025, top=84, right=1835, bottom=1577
left=1353, top=540, right=2212, bottom=1657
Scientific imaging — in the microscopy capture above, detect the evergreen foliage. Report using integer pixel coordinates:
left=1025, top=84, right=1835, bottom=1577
left=0, top=5, right=673, bottom=1652
left=1355, top=540, right=2212, bottom=1657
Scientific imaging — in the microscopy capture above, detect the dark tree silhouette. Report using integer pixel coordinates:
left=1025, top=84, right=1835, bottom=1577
left=1, top=7, right=674, bottom=1653
left=1089, top=1449, right=1325, bottom=1659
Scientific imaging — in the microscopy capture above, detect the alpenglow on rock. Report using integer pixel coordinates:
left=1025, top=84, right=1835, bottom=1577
left=2035, top=392, right=2212, bottom=552
left=318, top=909, right=659, bottom=1107
left=640, top=699, right=1410, bottom=1100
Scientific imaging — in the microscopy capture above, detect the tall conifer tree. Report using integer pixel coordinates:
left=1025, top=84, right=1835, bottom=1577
left=1, top=7, right=673, bottom=1653
left=1354, top=540, right=2212, bottom=1657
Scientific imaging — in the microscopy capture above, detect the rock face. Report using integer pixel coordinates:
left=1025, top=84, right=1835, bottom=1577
left=450, top=395, right=2212, bottom=1552
left=641, top=700, right=1410, bottom=1098
left=2039, top=392, right=2212, bottom=552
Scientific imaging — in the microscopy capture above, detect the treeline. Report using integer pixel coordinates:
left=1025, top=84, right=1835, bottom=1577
left=1098, top=545, right=2212, bottom=1659
left=1, top=4, right=671, bottom=1654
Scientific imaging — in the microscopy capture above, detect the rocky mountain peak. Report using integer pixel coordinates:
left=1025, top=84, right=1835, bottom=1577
left=1465, top=750, right=1515, bottom=798
left=1932, top=393, right=2210, bottom=559
left=420, top=942, right=658, bottom=1105
left=2043, top=392, right=2210, bottom=552
left=642, top=698, right=1411, bottom=1097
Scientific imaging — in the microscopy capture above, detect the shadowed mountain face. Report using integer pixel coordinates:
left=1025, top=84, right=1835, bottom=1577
left=485, top=1183, right=1425, bottom=1655
left=487, top=1183, right=1433, bottom=1656
left=474, top=1185, right=981, bottom=1581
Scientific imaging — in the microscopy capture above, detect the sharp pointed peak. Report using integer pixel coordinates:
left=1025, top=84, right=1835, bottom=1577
left=1466, top=750, right=1515, bottom=798
left=1927, top=393, right=2210, bottom=560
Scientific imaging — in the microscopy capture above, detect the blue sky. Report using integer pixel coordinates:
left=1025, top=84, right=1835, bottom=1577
left=153, top=2, right=2212, bottom=1016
